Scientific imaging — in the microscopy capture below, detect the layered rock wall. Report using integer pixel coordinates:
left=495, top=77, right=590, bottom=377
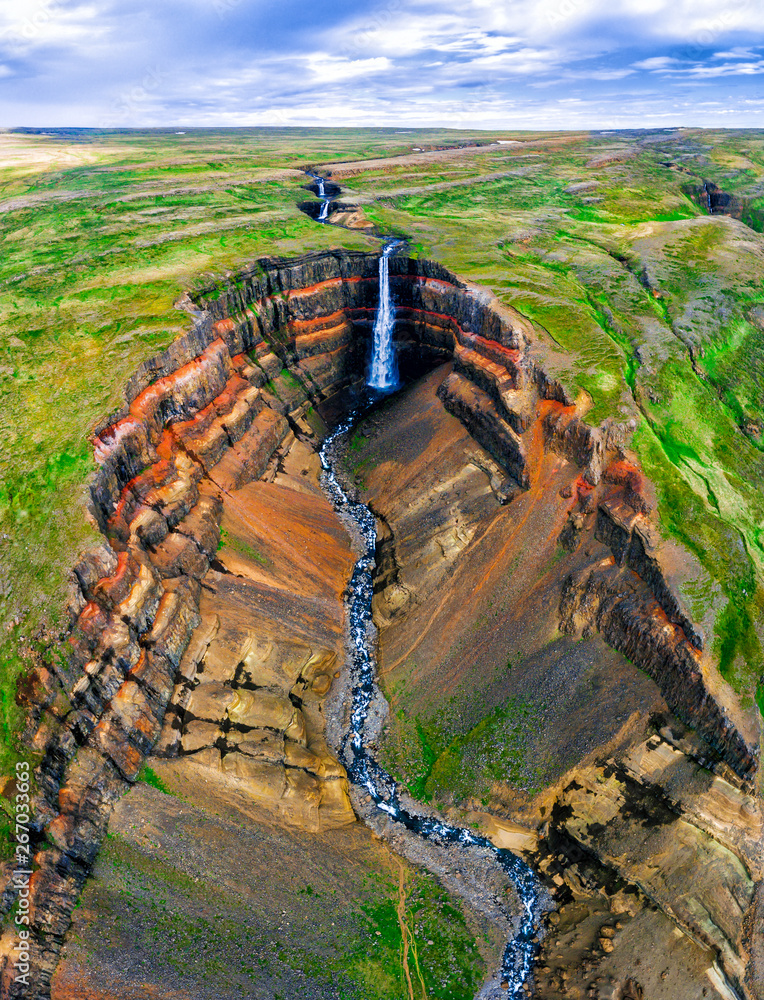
left=2, top=248, right=758, bottom=999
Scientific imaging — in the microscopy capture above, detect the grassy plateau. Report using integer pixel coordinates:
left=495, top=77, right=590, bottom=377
left=0, top=131, right=763, bottom=985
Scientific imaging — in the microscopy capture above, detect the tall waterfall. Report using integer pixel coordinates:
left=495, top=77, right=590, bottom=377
left=367, top=242, right=400, bottom=391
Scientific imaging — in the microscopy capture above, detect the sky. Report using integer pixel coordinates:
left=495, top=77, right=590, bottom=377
left=0, top=0, right=763, bottom=129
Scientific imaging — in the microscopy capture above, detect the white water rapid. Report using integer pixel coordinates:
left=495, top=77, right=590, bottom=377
left=319, top=418, right=542, bottom=999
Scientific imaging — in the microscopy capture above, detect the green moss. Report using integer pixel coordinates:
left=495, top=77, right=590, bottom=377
left=384, top=688, right=543, bottom=808
left=136, top=765, right=171, bottom=795
left=407, top=719, right=439, bottom=799
left=0, top=130, right=385, bottom=766
left=3, top=125, right=764, bottom=783
left=279, top=367, right=305, bottom=392
left=221, top=532, right=270, bottom=567
left=216, top=526, right=228, bottom=551
left=425, top=698, right=543, bottom=804
left=631, top=418, right=764, bottom=695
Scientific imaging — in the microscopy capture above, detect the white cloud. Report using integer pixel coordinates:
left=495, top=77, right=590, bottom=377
left=0, top=1, right=109, bottom=55
left=631, top=52, right=764, bottom=78
left=713, top=46, right=760, bottom=59
left=632, top=56, right=680, bottom=70
left=305, top=53, right=391, bottom=83
left=577, top=67, right=635, bottom=79
left=3, top=0, right=764, bottom=129
left=337, top=12, right=461, bottom=59
left=683, top=58, right=764, bottom=77
left=445, top=0, right=764, bottom=53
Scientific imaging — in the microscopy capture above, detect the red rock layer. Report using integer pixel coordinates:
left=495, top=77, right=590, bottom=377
left=2, top=249, right=756, bottom=1000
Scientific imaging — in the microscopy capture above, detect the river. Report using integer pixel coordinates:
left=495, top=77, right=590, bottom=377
left=306, top=172, right=544, bottom=1000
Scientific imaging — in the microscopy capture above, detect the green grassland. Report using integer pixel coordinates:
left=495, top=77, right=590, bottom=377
left=359, top=129, right=764, bottom=724
left=0, top=128, right=388, bottom=774
left=65, top=814, right=490, bottom=1000
left=1, top=124, right=763, bottom=792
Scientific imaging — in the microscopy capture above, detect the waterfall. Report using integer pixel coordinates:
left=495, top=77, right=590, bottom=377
left=367, top=242, right=401, bottom=392
left=303, top=164, right=543, bottom=999
left=308, top=172, right=331, bottom=222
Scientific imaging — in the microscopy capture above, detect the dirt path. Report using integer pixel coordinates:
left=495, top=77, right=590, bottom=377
left=395, top=858, right=428, bottom=1000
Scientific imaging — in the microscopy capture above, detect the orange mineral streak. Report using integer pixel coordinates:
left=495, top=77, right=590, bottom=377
left=94, top=339, right=232, bottom=457
left=538, top=397, right=575, bottom=421
left=290, top=309, right=354, bottom=343
left=290, top=307, right=346, bottom=332
left=217, top=480, right=354, bottom=607
left=106, top=457, right=175, bottom=530
left=295, top=326, right=352, bottom=357
left=213, top=316, right=236, bottom=338
left=71, top=601, right=106, bottom=633
left=91, top=551, right=134, bottom=607
left=455, top=345, right=515, bottom=388
left=130, top=340, right=230, bottom=424
left=397, top=274, right=459, bottom=296
left=604, top=459, right=642, bottom=487
left=92, top=415, right=142, bottom=464
left=396, top=304, right=463, bottom=332
left=170, top=373, right=250, bottom=439
left=154, top=429, right=178, bottom=462
left=470, top=335, right=521, bottom=369
left=602, top=460, right=650, bottom=517
left=575, top=475, right=595, bottom=504
left=51, top=978, right=194, bottom=1000
left=287, top=274, right=368, bottom=298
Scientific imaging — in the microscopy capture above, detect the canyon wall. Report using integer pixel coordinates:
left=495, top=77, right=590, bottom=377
left=1, top=249, right=758, bottom=998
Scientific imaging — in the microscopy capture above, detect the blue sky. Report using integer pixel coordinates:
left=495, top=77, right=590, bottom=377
left=0, top=0, right=763, bottom=128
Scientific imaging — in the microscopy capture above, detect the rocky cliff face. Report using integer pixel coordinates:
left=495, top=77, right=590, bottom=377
left=532, top=715, right=761, bottom=1000
left=1, top=248, right=759, bottom=999
left=348, top=369, right=762, bottom=1000
left=682, top=179, right=764, bottom=232
left=2, top=250, right=374, bottom=998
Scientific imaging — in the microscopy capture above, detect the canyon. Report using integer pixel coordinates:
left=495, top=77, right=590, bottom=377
left=0, top=232, right=760, bottom=999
